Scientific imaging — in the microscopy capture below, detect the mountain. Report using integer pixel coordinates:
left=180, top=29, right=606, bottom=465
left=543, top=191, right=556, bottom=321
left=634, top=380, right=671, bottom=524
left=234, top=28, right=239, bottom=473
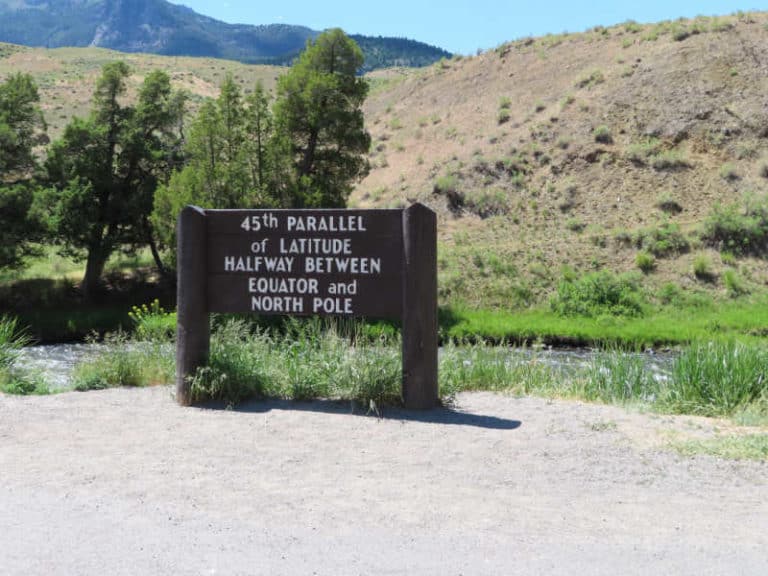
left=0, top=0, right=451, bottom=70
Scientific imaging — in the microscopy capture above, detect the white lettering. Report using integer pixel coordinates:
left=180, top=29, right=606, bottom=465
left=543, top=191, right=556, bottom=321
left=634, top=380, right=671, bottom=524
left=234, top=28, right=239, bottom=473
left=312, top=297, right=353, bottom=315
left=248, top=277, right=318, bottom=294
left=304, top=257, right=381, bottom=274
left=252, top=296, right=304, bottom=313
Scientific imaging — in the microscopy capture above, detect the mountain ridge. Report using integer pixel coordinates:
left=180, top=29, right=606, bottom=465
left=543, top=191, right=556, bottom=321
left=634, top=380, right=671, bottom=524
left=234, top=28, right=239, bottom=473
left=0, top=0, right=451, bottom=70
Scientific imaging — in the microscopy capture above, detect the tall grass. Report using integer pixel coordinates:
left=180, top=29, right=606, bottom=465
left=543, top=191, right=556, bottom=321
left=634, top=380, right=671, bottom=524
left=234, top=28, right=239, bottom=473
left=191, top=318, right=402, bottom=407
left=662, top=341, right=768, bottom=416
left=71, top=332, right=174, bottom=391
left=0, top=315, right=48, bottom=395
left=67, top=308, right=768, bottom=425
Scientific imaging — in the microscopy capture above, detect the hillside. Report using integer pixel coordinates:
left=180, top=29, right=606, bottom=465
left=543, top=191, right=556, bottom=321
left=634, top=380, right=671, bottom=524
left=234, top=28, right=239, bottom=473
left=2, top=12, right=768, bottom=313
left=355, top=12, right=768, bottom=308
left=0, top=0, right=450, bottom=71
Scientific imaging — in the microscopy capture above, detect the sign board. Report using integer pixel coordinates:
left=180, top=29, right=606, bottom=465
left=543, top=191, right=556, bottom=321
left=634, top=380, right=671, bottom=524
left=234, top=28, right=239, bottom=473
left=205, top=209, right=403, bottom=318
left=176, top=203, right=437, bottom=410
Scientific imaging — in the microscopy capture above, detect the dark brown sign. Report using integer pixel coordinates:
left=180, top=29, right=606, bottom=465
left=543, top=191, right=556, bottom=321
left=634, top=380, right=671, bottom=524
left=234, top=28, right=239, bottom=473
left=205, top=209, right=403, bottom=318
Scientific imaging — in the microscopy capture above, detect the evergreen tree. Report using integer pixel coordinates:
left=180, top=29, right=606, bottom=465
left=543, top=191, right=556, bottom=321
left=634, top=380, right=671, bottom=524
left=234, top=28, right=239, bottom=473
left=42, top=63, right=184, bottom=296
left=272, top=28, right=371, bottom=208
left=151, top=76, right=277, bottom=260
left=0, top=73, right=47, bottom=270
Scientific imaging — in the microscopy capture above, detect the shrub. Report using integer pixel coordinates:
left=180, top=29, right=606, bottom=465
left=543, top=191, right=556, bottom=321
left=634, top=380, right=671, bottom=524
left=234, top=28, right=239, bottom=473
left=723, top=269, right=748, bottom=297
left=464, top=188, right=509, bottom=218
left=128, top=299, right=176, bottom=342
left=693, top=254, right=714, bottom=280
left=575, top=69, right=605, bottom=89
left=550, top=271, right=645, bottom=318
left=566, top=218, right=585, bottom=233
left=759, top=162, right=768, bottom=179
left=634, top=222, right=690, bottom=257
left=656, top=193, right=683, bottom=214
left=635, top=251, right=655, bottom=273
left=650, top=150, right=690, bottom=171
left=497, top=109, right=511, bottom=125
left=626, top=138, right=661, bottom=165
left=433, top=175, right=464, bottom=212
left=720, top=163, right=739, bottom=181
left=593, top=125, right=613, bottom=144
left=701, top=197, right=768, bottom=255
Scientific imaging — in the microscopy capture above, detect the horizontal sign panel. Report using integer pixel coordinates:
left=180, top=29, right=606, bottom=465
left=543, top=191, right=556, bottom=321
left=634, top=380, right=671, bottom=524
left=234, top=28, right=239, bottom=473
left=204, top=209, right=404, bottom=319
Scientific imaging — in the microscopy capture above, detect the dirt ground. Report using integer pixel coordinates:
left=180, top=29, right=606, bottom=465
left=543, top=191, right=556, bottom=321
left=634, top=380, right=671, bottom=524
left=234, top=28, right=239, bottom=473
left=1, top=387, right=766, bottom=575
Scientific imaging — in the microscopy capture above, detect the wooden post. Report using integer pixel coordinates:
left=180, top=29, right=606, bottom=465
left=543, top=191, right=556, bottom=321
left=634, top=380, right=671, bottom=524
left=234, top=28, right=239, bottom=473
left=176, top=205, right=209, bottom=406
left=402, top=203, right=438, bottom=409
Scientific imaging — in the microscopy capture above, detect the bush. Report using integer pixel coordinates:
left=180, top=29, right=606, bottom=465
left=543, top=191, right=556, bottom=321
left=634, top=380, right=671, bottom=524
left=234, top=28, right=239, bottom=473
left=128, top=299, right=176, bottom=342
left=635, top=251, right=655, bottom=273
left=693, top=254, right=714, bottom=280
left=720, top=163, right=739, bottom=181
left=656, top=193, right=683, bottom=214
left=593, top=125, right=613, bottom=144
left=634, top=222, right=690, bottom=257
left=497, top=109, right=511, bottom=125
left=723, top=269, right=748, bottom=297
left=550, top=271, right=645, bottom=318
left=433, top=175, right=464, bottom=212
left=701, top=197, right=768, bottom=255
left=626, top=138, right=662, bottom=165
left=575, top=69, right=605, bottom=89
left=650, top=150, right=690, bottom=171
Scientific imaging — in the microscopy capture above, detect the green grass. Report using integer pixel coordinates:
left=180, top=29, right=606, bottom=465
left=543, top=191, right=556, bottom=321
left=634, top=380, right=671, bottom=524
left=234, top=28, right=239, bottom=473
left=662, top=342, right=768, bottom=416
left=672, top=434, right=768, bottom=461
left=0, top=315, right=49, bottom=395
left=442, top=298, right=768, bottom=347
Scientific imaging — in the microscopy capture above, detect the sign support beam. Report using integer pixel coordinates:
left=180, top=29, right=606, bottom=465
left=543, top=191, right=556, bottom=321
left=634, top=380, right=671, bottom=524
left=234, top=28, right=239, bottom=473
left=402, top=203, right=438, bottom=409
left=176, top=206, right=209, bottom=406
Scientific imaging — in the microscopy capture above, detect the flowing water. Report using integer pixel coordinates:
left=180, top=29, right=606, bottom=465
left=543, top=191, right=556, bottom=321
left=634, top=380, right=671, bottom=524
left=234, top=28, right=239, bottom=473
left=18, top=343, right=676, bottom=391
left=18, top=343, right=106, bottom=390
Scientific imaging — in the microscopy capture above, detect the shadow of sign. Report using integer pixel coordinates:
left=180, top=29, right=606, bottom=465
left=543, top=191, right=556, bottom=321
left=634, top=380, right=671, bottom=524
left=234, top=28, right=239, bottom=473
left=195, top=398, right=522, bottom=431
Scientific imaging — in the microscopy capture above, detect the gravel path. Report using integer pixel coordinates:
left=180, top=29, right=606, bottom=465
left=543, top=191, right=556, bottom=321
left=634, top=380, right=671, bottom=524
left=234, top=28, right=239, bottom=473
left=1, top=387, right=766, bottom=575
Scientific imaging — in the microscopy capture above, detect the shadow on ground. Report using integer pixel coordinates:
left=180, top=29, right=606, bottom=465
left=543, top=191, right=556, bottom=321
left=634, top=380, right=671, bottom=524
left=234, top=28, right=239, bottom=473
left=196, top=398, right=521, bottom=430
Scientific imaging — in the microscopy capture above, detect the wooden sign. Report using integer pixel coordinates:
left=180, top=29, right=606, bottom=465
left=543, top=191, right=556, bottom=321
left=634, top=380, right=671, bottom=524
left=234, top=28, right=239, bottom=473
left=176, top=204, right=437, bottom=410
left=205, top=209, right=403, bottom=318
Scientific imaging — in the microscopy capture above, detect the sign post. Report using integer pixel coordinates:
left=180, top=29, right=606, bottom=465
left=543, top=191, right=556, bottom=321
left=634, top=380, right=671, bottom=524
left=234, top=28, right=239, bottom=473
left=176, top=203, right=437, bottom=409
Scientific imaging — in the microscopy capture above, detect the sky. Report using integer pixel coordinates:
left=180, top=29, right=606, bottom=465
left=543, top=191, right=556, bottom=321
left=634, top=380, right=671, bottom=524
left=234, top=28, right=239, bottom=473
left=175, top=0, right=763, bottom=55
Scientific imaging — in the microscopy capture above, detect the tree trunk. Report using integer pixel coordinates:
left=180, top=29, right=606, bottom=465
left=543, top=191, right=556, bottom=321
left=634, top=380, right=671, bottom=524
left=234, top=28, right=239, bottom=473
left=147, top=225, right=170, bottom=282
left=81, top=247, right=109, bottom=300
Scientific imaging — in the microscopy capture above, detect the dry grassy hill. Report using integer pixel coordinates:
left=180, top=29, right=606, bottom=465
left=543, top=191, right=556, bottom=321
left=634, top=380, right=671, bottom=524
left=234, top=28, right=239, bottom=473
left=0, top=44, right=283, bottom=137
left=355, top=12, right=768, bottom=308
left=2, top=12, right=768, bottom=310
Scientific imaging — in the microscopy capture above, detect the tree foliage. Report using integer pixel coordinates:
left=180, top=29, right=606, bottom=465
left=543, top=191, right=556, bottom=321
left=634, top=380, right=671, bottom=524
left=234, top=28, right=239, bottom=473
left=153, top=29, right=371, bottom=261
left=0, top=73, right=47, bottom=270
left=151, top=76, right=277, bottom=258
left=41, top=63, right=185, bottom=295
left=273, top=28, right=371, bottom=208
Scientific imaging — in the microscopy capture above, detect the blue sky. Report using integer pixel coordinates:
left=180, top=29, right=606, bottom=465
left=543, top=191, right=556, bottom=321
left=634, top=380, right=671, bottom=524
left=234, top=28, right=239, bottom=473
left=176, top=1, right=762, bottom=55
